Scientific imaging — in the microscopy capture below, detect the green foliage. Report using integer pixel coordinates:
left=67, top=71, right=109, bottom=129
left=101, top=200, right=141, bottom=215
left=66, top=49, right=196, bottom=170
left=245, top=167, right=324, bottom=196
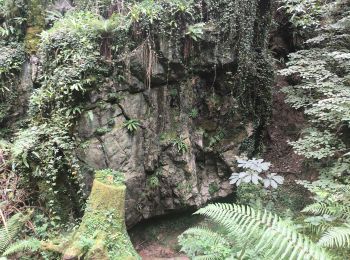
left=290, top=129, right=345, bottom=160
left=188, top=108, right=199, bottom=119
left=0, top=44, right=25, bottom=78
left=172, top=137, right=188, bottom=154
left=11, top=119, right=82, bottom=220
left=318, top=224, right=350, bottom=248
left=95, top=169, right=125, bottom=185
left=237, top=181, right=312, bottom=218
left=179, top=203, right=329, bottom=259
left=2, top=238, right=41, bottom=257
left=147, top=175, right=159, bottom=189
left=0, top=0, right=27, bottom=40
left=208, top=182, right=219, bottom=195
left=280, top=0, right=350, bottom=163
left=179, top=226, right=231, bottom=259
left=281, top=3, right=350, bottom=255
left=186, top=22, right=205, bottom=41
left=230, top=158, right=284, bottom=189
left=236, top=183, right=269, bottom=207
left=94, top=126, right=112, bottom=136
left=123, top=119, right=141, bottom=133
left=208, top=129, right=225, bottom=147
left=279, top=0, right=329, bottom=29
left=0, top=43, right=25, bottom=123
left=9, top=10, right=123, bottom=221
left=0, top=212, right=31, bottom=255
left=298, top=178, right=350, bottom=250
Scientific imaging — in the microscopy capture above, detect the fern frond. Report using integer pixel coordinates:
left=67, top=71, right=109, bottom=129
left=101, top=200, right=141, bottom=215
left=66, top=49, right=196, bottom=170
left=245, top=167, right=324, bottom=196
left=319, top=224, right=350, bottom=248
left=307, top=222, right=332, bottom=236
left=181, top=227, right=228, bottom=247
left=192, top=254, right=221, bottom=260
left=0, top=213, right=30, bottom=254
left=302, top=202, right=333, bottom=216
left=178, top=226, right=231, bottom=259
left=302, top=202, right=350, bottom=219
left=2, top=238, right=41, bottom=256
left=195, top=203, right=329, bottom=260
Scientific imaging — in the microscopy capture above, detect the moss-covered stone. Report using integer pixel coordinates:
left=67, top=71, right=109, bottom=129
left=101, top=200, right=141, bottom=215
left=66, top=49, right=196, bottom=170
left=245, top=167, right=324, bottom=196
left=41, top=171, right=139, bottom=259
left=60, top=175, right=140, bottom=259
left=24, top=27, right=42, bottom=54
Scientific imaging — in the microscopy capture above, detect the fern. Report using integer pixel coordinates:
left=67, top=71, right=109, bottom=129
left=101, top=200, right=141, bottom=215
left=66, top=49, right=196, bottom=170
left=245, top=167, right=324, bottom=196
left=0, top=212, right=30, bottom=254
left=303, top=202, right=350, bottom=220
left=318, top=224, right=350, bottom=248
left=180, top=203, right=330, bottom=259
left=2, top=238, right=41, bottom=256
left=179, top=227, right=231, bottom=259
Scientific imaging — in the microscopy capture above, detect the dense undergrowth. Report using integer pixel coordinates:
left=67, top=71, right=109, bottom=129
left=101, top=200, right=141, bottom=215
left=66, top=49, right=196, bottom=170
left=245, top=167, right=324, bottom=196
left=179, top=0, right=350, bottom=259
left=1, top=0, right=350, bottom=259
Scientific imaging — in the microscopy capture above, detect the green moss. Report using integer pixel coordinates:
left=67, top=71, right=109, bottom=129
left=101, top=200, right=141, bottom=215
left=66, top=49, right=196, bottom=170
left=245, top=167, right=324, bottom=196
left=147, top=175, right=159, bottom=189
left=95, top=126, right=112, bottom=136
left=95, top=169, right=125, bottom=186
left=177, top=182, right=193, bottom=193
left=107, top=93, right=124, bottom=103
left=159, top=130, right=177, bottom=143
left=209, top=182, right=219, bottom=195
left=24, top=27, right=42, bottom=54
left=60, top=176, right=139, bottom=259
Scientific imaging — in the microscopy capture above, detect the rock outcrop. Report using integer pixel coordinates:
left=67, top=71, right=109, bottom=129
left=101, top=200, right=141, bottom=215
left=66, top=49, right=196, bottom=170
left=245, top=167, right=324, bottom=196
left=75, top=38, right=260, bottom=226
left=1, top=0, right=274, bottom=227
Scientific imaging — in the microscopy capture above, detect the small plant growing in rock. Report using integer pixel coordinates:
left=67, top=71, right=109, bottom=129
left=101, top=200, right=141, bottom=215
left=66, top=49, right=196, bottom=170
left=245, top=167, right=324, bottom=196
left=208, top=129, right=225, bottom=147
left=189, top=108, right=199, bottom=119
left=229, top=158, right=284, bottom=189
left=169, top=88, right=178, bottom=97
left=186, top=22, right=205, bottom=41
left=147, top=175, right=159, bottom=189
left=172, top=137, right=188, bottom=154
left=209, top=182, right=219, bottom=195
left=95, top=169, right=125, bottom=185
left=123, top=119, right=141, bottom=133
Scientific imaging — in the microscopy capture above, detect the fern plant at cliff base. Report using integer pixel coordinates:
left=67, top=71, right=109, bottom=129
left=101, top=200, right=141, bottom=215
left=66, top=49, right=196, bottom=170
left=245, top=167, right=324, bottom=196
left=179, top=203, right=330, bottom=259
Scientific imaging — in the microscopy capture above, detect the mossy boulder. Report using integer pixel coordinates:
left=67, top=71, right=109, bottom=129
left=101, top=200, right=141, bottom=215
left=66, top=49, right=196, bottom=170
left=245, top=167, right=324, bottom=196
left=44, top=170, right=140, bottom=260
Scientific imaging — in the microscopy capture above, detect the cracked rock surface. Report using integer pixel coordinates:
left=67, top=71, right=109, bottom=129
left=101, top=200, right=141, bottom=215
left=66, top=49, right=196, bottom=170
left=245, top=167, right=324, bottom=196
left=75, top=54, right=251, bottom=226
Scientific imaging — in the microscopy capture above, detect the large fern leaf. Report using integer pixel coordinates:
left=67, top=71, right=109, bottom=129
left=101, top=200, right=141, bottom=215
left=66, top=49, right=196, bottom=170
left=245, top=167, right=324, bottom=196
left=178, top=226, right=231, bottom=260
left=195, top=203, right=329, bottom=260
left=0, top=212, right=30, bottom=254
left=302, top=202, right=350, bottom=220
left=318, top=224, right=350, bottom=248
left=2, top=238, right=41, bottom=256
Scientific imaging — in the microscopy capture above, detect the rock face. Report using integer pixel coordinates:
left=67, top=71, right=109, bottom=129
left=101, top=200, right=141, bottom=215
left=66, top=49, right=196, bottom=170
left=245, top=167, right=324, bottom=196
left=75, top=42, right=252, bottom=226
left=1, top=0, right=273, bottom=227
